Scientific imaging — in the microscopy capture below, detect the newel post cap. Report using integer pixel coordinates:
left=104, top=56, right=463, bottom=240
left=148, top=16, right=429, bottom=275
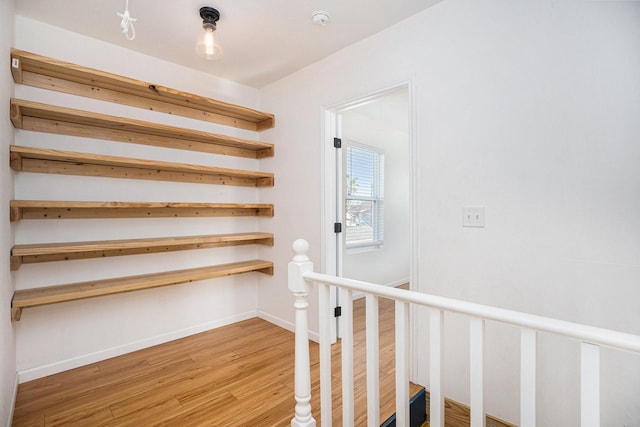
left=292, top=239, right=310, bottom=262
left=288, top=239, right=313, bottom=293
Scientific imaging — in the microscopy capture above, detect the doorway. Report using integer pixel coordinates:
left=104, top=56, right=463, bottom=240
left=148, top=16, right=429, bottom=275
left=323, top=84, right=414, bottom=340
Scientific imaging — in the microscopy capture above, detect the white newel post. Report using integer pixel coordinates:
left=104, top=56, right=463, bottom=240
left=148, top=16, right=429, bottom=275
left=289, top=239, right=317, bottom=427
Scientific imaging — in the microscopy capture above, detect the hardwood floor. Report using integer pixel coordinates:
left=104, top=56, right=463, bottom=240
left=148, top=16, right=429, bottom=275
left=13, top=290, right=424, bottom=426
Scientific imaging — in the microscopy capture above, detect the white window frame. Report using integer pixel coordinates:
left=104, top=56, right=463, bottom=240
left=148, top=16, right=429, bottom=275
left=343, top=140, right=384, bottom=252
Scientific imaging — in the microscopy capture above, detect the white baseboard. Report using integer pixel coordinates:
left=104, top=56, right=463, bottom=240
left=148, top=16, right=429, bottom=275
left=352, top=277, right=409, bottom=300
left=258, top=310, right=320, bottom=343
left=18, top=310, right=257, bottom=383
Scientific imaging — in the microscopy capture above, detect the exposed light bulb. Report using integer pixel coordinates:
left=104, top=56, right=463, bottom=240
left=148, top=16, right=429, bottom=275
left=197, top=24, right=222, bottom=59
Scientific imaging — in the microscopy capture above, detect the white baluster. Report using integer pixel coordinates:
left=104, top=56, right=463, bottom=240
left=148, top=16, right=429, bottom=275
left=430, top=308, right=444, bottom=427
left=396, top=301, right=410, bottom=426
left=319, top=283, right=333, bottom=427
left=470, top=318, right=485, bottom=427
left=289, top=239, right=316, bottom=427
left=366, top=294, right=380, bottom=427
left=341, top=288, right=355, bottom=426
left=520, top=328, right=536, bottom=427
left=581, top=343, right=600, bottom=427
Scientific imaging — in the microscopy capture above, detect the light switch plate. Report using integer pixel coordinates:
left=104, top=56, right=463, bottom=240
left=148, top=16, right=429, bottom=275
left=462, top=207, right=485, bottom=228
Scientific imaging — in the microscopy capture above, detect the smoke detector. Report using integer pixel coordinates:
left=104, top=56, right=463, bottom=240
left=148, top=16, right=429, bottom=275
left=312, top=10, right=330, bottom=26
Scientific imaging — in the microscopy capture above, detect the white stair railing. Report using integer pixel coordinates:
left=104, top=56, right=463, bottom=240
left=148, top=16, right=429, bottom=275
left=288, top=239, right=640, bottom=427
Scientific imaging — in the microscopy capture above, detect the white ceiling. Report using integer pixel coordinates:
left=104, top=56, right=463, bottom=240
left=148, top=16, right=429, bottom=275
left=14, top=0, right=443, bottom=88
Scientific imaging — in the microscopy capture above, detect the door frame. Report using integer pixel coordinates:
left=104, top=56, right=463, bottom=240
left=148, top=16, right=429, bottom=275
left=320, top=80, right=420, bottom=347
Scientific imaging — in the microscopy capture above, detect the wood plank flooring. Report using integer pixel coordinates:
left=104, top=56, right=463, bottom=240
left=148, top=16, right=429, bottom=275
left=13, top=290, right=424, bottom=426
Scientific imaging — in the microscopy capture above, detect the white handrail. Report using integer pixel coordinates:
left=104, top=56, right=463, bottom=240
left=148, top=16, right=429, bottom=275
left=302, top=270, right=640, bottom=353
left=288, top=239, right=640, bottom=427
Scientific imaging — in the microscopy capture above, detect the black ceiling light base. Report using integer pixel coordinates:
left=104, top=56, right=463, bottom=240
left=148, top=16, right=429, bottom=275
left=200, top=6, right=220, bottom=29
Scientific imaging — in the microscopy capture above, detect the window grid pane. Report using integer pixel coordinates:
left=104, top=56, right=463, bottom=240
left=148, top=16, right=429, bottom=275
left=345, top=144, right=384, bottom=249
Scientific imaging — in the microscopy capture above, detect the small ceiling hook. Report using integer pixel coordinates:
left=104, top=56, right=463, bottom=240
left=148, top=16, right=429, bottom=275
left=117, top=0, right=137, bottom=40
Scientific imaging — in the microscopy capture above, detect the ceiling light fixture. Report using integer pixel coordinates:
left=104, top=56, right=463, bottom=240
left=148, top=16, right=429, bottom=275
left=196, top=6, right=223, bottom=60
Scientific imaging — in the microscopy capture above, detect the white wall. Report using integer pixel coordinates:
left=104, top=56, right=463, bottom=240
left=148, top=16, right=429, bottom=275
left=258, top=1, right=640, bottom=425
left=13, top=17, right=267, bottom=381
left=1, top=1, right=16, bottom=424
left=341, top=107, right=410, bottom=287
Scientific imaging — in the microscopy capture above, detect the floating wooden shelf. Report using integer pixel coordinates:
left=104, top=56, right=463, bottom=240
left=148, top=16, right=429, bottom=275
left=10, top=200, right=274, bottom=222
left=10, top=145, right=274, bottom=187
left=9, top=99, right=274, bottom=159
left=11, top=259, right=274, bottom=321
left=11, top=232, right=274, bottom=270
left=10, top=49, right=275, bottom=131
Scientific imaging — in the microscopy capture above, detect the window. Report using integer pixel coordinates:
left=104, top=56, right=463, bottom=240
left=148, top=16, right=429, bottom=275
left=344, top=142, right=384, bottom=250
